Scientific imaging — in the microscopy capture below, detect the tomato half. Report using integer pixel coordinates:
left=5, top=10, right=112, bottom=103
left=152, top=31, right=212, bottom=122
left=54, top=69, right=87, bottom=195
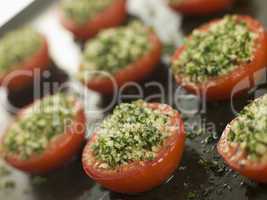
left=169, top=0, right=234, bottom=15
left=172, top=15, right=267, bottom=101
left=82, top=103, right=185, bottom=193
left=0, top=35, right=50, bottom=92
left=217, top=120, right=267, bottom=183
left=1, top=98, right=86, bottom=174
left=82, top=31, right=162, bottom=95
left=60, top=0, right=127, bottom=40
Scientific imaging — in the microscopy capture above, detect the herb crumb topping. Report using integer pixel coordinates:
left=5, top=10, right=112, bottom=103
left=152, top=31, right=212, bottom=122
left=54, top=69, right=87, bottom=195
left=62, top=0, right=113, bottom=25
left=3, top=93, right=75, bottom=159
left=91, top=101, right=174, bottom=168
left=228, top=94, right=267, bottom=161
left=172, top=15, right=257, bottom=83
left=80, top=21, right=151, bottom=79
left=0, top=28, right=42, bottom=73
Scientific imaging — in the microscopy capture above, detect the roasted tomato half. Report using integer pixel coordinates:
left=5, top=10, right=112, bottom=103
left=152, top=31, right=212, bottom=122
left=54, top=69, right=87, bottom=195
left=171, top=15, right=267, bottom=101
left=82, top=101, right=185, bottom=193
left=168, top=0, right=234, bottom=15
left=60, top=0, right=127, bottom=40
left=0, top=93, right=86, bottom=174
left=79, top=22, right=162, bottom=95
left=218, top=94, right=267, bottom=182
left=0, top=29, right=50, bottom=92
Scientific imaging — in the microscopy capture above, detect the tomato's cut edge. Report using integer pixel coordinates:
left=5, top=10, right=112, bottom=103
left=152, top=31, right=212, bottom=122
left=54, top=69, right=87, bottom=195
left=82, top=31, right=162, bottom=95
left=1, top=96, right=86, bottom=174
left=217, top=98, right=267, bottom=183
left=0, top=35, right=50, bottom=92
left=82, top=103, right=185, bottom=193
left=60, top=0, right=127, bottom=40
left=172, top=15, right=267, bottom=101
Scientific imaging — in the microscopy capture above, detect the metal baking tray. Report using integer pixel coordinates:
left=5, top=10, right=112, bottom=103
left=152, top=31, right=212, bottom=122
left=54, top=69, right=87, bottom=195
left=0, top=0, right=267, bottom=199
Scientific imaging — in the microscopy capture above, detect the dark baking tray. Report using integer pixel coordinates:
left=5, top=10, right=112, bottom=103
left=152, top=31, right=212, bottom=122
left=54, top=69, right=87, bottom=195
left=0, top=0, right=267, bottom=200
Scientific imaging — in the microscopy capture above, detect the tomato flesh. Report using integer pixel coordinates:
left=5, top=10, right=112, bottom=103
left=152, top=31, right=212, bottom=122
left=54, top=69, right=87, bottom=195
left=60, top=0, right=127, bottom=40
left=172, top=15, right=267, bottom=101
left=0, top=36, right=50, bottom=92
left=83, top=31, right=162, bottom=95
left=169, top=0, right=234, bottom=15
left=1, top=99, right=86, bottom=174
left=82, top=103, right=185, bottom=193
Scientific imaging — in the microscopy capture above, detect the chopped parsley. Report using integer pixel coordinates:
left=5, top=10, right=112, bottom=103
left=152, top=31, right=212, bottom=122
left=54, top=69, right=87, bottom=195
left=0, top=165, right=11, bottom=177
left=91, top=101, right=174, bottom=169
left=79, top=21, right=151, bottom=79
left=228, top=94, right=267, bottom=160
left=1, top=180, right=15, bottom=189
left=3, top=93, right=75, bottom=159
left=0, top=28, right=42, bottom=73
left=172, top=15, right=257, bottom=83
left=0, top=163, right=15, bottom=191
left=61, top=0, right=113, bottom=25
left=31, top=176, right=47, bottom=185
left=186, top=191, right=197, bottom=200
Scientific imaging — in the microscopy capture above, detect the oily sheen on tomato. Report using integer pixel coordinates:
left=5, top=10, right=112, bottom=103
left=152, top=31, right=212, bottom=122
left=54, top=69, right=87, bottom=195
left=0, top=35, right=50, bottom=92
left=217, top=94, right=267, bottom=183
left=84, top=32, right=162, bottom=95
left=60, top=0, right=127, bottom=40
left=82, top=102, right=185, bottom=193
left=169, top=0, right=234, bottom=15
left=172, top=15, right=267, bottom=101
left=0, top=94, right=86, bottom=174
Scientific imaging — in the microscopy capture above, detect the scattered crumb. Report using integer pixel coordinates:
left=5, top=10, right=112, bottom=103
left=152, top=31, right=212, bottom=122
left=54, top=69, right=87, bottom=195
left=0, top=162, right=15, bottom=191
left=186, top=191, right=197, bottom=199
left=31, top=176, right=47, bottom=186
left=0, top=165, right=11, bottom=177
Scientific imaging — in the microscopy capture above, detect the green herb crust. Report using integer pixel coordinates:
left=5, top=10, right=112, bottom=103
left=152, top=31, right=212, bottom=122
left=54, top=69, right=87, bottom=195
left=91, top=101, right=175, bottom=169
left=80, top=21, right=151, bottom=78
left=61, top=0, right=113, bottom=25
left=172, top=15, right=257, bottom=83
left=0, top=28, right=42, bottom=74
left=228, top=94, right=267, bottom=160
left=3, top=93, right=75, bottom=159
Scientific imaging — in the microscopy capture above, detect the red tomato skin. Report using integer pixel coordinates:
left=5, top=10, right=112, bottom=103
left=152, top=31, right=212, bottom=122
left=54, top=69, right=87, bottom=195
left=83, top=32, right=162, bottom=95
left=60, top=0, right=127, bottom=40
left=0, top=36, right=50, bottom=92
left=217, top=120, right=267, bottom=183
left=173, top=15, right=267, bottom=101
left=169, top=0, right=234, bottom=15
left=82, top=103, right=185, bottom=193
left=1, top=99, right=86, bottom=174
